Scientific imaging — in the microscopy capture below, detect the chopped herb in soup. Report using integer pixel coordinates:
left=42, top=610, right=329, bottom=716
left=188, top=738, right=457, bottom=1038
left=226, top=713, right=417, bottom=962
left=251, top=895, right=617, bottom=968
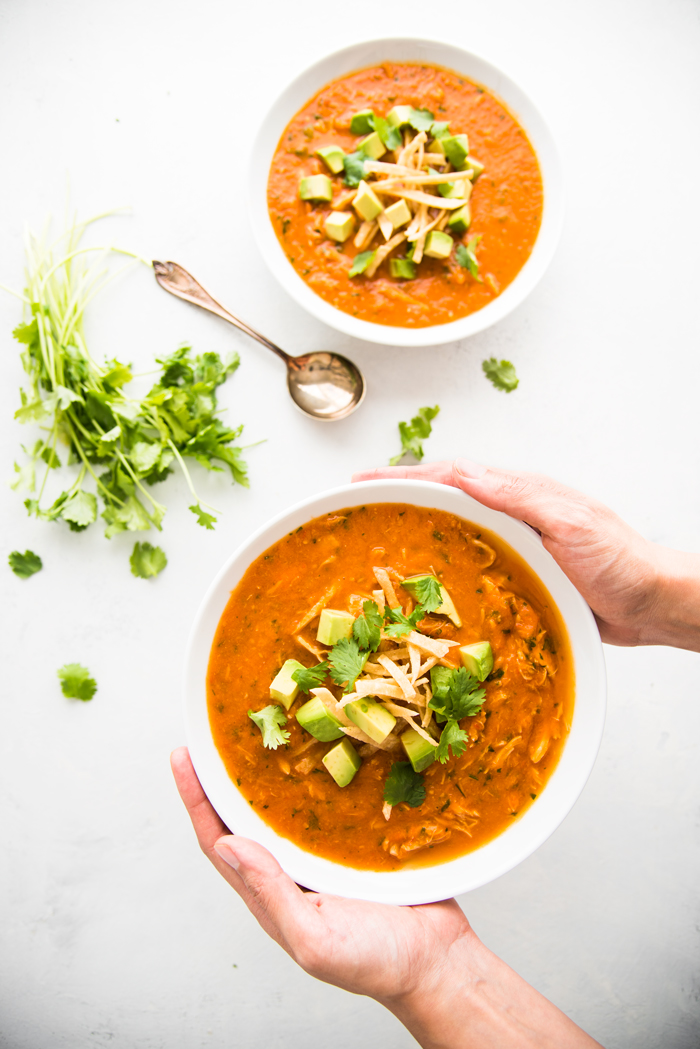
left=208, top=504, right=573, bottom=872
left=267, top=63, right=543, bottom=328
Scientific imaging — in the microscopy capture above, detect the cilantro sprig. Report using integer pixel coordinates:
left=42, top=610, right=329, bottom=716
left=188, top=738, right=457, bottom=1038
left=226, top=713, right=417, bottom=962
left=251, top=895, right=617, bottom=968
left=429, top=667, right=485, bottom=722
left=7, top=213, right=255, bottom=546
left=292, top=662, right=329, bottom=694
left=248, top=705, right=290, bottom=749
left=456, top=236, right=482, bottom=281
left=383, top=762, right=426, bottom=807
left=435, top=720, right=470, bottom=764
left=8, top=550, right=42, bottom=579
left=383, top=604, right=423, bottom=640
left=389, top=405, right=440, bottom=466
left=130, top=542, right=167, bottom=579
left=58, top=663, right=97, bottom=701
left=328, top=637, right=368, bottom=693
left=352, top=600, right=383, bottom=653
left=482, top=358, right=519, bottom=393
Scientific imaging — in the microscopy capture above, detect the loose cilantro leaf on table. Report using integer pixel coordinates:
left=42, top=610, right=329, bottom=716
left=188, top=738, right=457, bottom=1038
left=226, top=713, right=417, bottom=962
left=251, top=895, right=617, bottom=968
left=292, top=661, right=329, bottom=694
left=343, top=151, right=368, bottom=187
left=130, top=542, right=167, bottom=579
left=189, top=504, right=217, bottom=530
left=389, top=405, right=440, bottom=466
left=435, top=720, right=470, bottom=764
left=5, top=214, right=256, bottom=551
left=353, top=600, right=383, bottom=652
left=482, top=358, right=519, bottom=393
left=8, top=550, right=42, bottom=578
left=456, top=236, right=483, bottom=281
left=349, top=250, right=376, bottom=277
left=328, top=638, right=368, bottom=693
left=248, top=705, right=290, bottom=749
left=58, top=663, right=97, bottom=701
left=383, top=762, right=426, bottom=807
left=429, top=667, right=485, bottom=721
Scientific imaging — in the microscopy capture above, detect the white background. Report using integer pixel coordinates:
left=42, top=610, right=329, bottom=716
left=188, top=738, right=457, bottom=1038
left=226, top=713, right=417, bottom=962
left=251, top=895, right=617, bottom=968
left=1, top=1, right=699, bottom=1046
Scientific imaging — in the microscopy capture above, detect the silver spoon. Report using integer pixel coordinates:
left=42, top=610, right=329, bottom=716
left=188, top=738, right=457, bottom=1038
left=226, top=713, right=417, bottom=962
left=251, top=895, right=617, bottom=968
left=152, top=261, right=365, bottom=421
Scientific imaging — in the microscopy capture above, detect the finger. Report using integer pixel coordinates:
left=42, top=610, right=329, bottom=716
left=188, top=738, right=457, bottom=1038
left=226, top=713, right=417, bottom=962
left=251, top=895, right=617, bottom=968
left=451, top=459, right=599, bottom=543
left=214, top=836, right=325, bottom=961
left=352, top=461, right=456, bottom=485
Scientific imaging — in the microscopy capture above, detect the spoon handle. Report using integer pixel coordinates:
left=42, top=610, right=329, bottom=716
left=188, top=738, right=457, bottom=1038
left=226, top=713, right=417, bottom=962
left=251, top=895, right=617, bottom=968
left=152, top=261, right=290, bottom=364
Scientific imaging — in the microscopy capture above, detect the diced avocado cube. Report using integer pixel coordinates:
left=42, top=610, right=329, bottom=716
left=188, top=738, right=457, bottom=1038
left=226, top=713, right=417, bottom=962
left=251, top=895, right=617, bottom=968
left=384, top=198, right=412, bottom=230
left=465, top=155, right=484, bottom=180
left=460, top=642, right=494, bottom=681
left=296, top=695, right=345, bottom=741
left=387, top=105, right=414, bottom=129
left=424, top=230, right=454, bottom=260
left=353, top=180, right=384, bottom=222
left=442, top=134, right=470, bottom=170
left=437, top=178, right=468, bottom=200
left=358, top=131, right=386, bottom=160
left=299, top=174, right=333, bottom=203
left=324, top=211, right=356, bottom=242
left=269, top=658, right=305, bottom=710
left=350, top=109, right=375, bottom=135
left=402, top=574, right=462, bottom=626
left=317, top=608, right=355, bottom=645
left=401, top=727, right=437, bottom=773
left=430, top=665, right=453, bottom=703
left=447, top=204, right=472, bottom=236
left=389, top=258, right=417, bottom=280
left=344, top=697, right=396, bottom=744
left=315, top=145, right=345, bottom=175
left=323, top=737, right=361, bottom=787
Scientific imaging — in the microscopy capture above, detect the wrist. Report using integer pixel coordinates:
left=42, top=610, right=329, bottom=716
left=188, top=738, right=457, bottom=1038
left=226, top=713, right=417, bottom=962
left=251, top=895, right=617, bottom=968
left=641, top=546, right=700, bottom=651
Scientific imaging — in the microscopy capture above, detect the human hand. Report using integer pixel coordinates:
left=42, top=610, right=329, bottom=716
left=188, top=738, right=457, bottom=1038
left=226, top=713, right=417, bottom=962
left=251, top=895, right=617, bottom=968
left=171, top=746, right=600, bottom=1048
left=352, top=459, right=700, bottom=650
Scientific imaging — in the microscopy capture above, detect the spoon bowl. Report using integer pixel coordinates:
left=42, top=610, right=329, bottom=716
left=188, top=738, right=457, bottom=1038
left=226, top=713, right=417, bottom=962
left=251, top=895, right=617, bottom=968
left=152, top=261, right=365, bottom=421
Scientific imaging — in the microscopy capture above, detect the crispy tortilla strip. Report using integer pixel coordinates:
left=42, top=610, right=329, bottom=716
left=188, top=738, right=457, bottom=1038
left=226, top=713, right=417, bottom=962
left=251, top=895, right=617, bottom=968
left=398, top=130, right=427, bottom=167
left=408, top=631, right=452, bottom=658
left=377, top=212, right=394, bottom=241
left=294, top=584, right=338, bottom=631
left=311, top=687, right=397, bottom=750
left=373, top=566, right=400, bottom=608
left=351, top=679, right=404, bottom=699
left=334, top=189, right=357, bottom=210
left=418, top=656, right=438, bottom=678
left=295, top=635, right=329, bottom=662
left=363, top=661, right=393, bottom=676
left=382, top=801, right=393, bottom=821
left=436, top=212, right=449, bottom=231
left=372, top=186, right=465, bottom=209
left=380, top=645, right=409, bottom=662
left=377, top=654, right=416, bottom=698
left=365, top=232, right=406, bottom=277
left=372, top=588, right=386, bottom=612
left=382, top=702, right=439, bottom=744
left=354, top=219, right=378, bottom=250
left=407, top=210, right=445, bottom=244
left=294, top=755, right=317, bottom=775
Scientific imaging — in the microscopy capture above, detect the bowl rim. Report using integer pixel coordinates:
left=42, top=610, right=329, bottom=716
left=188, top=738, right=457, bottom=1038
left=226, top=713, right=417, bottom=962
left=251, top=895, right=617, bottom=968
left=249, top=36, right=564, bottom=347
left=183, top=479, right=606, bottom=904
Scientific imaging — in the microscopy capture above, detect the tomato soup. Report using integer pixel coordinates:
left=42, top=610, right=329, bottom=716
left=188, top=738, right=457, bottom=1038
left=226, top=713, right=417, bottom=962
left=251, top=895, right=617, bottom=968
left=208, top=504, right=573, bottom=872
left=267, top=63, right=543, bottom=328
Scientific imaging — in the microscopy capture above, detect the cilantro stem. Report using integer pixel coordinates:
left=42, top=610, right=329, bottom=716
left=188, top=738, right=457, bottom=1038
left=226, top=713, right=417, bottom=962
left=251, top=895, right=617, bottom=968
left=165, top=439, right=220, bottom=514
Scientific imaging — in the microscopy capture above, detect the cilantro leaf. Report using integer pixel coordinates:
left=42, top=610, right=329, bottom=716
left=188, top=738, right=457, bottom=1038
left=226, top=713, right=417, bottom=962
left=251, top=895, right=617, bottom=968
left=248, top=705, right=290, bottom=749
left=343, top=151, right=367, bottom=187
left=429, top=666, right=485, bottom=721
left=389, top=405, right=440, bottom=466
left=383, top=604, right=423, bottom=640
left=371, top=114, right=402, bottom=152
left=61, top=490, right=97, bottom=531
left=130, top=541, right=167, bottom=579
left=328, top=637, right=368, bottom=693
left=455, top=235, right=483, bottom=281
left=383, top=762, right=426, bottom=807
left=189, top=504, right=217, bottom=530
left=430, top=121, right=450, bottom=139
left=435, top=720, right=469, bottom=764
left=407, top=575, right=442, bottom=613
left=353, top=600, right=383, bottom=652
left=349, top=250, right=376, bottom=277
left=292, top=661, right=329, bottom=694
left=408, top=107, right=435, bottom=132
left=482, top=358, right=519, bottom=393
left=8, top=550, right=43, bottom=579
left=58, top=663, right=97, bottom=702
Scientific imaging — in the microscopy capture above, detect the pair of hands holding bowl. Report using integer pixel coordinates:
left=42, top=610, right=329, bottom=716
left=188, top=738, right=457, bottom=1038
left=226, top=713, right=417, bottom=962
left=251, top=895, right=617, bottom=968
left=172, top=459, right=700, bottom=1049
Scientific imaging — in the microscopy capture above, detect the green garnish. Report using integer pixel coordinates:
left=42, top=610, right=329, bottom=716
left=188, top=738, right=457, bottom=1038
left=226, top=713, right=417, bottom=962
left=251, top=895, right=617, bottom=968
left=435, top=720, right=470, bottom=764
left=407, top=107, right=435, bottom=132
left=352, top=600, right=383, bottom=653
left=482, top=358, right=519, bottom=393
left=455, top=235, right=483, bottom=281
left=130, top=542, right=167, bottom=579
left=7, top=213, right=253, bottom=543
left=248, top=705, right=290, bottom=749
left=348, top=250, right=376, bottom=277
left=389, top=405, right=440, bottom=466
left=429, top=666, right=485, bottom=721
left=383, top=761, right=426, bottom=807
left=8, top=550, right=42, bottom=578
left=430, top=121, right=450, bottom=139
left=405, top=575, right=442, bottom=613
left=370, top=114, right=402, bottom=152
left=328, top=637, right=368, bottom=693
left=383, top=604, right=423, bottom=640
left=343, top=151, right=368, bottom=187
left=58, top=663, right=97, bottom=701
left=292, top=661, right=329, bottom=694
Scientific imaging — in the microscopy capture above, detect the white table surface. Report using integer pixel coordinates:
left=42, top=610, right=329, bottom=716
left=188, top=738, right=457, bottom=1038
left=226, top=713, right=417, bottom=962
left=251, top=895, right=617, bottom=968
left=1, top=1, right=699, bottom=1046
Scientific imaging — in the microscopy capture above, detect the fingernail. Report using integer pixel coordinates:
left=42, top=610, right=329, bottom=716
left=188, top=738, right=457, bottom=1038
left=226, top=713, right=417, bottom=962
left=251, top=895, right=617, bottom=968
left=214, top=839, right=240, bottom=870
left=455, top=458, right=487, bottom=479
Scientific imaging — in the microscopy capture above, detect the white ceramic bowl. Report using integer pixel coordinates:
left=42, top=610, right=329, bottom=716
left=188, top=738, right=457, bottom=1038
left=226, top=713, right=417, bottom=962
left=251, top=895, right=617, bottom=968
left=184, top=480, right=605, bottom=905
left=249, top=38, right=563, bottom=347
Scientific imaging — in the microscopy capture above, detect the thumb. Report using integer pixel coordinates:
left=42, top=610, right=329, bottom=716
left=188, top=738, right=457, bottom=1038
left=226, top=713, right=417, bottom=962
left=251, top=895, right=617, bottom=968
left=451, top=458, right=595, bottom=543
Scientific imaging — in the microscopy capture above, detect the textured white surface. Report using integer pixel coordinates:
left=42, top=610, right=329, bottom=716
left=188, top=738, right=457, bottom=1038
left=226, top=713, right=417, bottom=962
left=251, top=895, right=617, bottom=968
left=1, top=1, right=699, bottom=1047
